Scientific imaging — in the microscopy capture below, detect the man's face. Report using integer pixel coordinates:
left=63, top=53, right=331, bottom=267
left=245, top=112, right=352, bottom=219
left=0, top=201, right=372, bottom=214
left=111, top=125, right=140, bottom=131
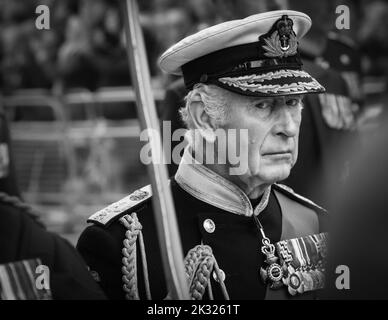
left=221, top=92, right=303, bottom=189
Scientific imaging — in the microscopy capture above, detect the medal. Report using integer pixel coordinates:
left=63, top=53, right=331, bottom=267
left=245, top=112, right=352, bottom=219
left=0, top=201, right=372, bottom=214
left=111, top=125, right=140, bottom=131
left=276, top=233, right=329, bottom=295
left=254, top=215, right=284, bottom=289
left=251, top=187, right=285, bottom=289
left=259, top=241, right=284, bottom=289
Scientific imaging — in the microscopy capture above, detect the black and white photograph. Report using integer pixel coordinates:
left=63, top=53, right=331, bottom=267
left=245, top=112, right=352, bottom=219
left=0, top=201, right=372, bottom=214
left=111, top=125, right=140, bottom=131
left=0, top=0, right=387, bottom=309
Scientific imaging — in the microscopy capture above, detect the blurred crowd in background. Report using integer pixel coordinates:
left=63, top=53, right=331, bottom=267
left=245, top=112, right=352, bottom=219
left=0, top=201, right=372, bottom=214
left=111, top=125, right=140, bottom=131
left=0, top=0, right=387, bottom=93
left=0, top=0, right=388, bottom=299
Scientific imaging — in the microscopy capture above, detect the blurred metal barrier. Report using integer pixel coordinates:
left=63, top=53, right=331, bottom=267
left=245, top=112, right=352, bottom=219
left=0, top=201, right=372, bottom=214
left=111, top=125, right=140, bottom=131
left=1, top=90, right=75, bottom=204
left=0, top=86, right=165, bottom=211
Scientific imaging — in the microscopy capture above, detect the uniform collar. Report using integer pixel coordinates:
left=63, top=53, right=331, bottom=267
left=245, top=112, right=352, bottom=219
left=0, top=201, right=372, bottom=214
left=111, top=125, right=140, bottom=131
left=175, top=147, right=271, bottom=217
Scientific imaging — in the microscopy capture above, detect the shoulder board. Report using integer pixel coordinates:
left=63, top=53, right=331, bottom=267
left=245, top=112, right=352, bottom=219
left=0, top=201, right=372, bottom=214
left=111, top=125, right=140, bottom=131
left=273, top=183, right=327, bottom=214
left=87, top=185, right=152, bottom=227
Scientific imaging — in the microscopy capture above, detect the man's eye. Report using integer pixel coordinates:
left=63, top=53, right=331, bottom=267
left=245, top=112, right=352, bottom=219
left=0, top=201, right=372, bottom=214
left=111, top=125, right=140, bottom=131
left=286, top=98, right=300, bottom=107
left=255, top=101, right=272, bottom=109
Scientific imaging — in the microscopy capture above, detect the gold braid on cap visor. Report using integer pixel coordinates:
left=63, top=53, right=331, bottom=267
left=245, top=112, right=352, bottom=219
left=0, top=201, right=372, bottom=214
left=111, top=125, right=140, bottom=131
left=218, top=69, right=324, bottom=94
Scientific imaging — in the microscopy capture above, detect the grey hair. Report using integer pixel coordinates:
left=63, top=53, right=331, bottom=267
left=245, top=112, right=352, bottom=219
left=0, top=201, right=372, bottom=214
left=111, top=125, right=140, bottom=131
left=179, top=83, right=231, bottom=129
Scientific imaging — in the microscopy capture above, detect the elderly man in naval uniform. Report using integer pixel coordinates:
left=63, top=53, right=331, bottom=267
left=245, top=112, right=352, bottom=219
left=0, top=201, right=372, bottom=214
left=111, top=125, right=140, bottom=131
left=77, top=10, right=329, bottom=300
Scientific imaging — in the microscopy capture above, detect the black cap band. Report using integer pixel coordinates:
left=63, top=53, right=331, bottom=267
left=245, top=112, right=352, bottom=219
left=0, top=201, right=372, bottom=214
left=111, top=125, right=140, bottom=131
left=182, top=42, right=303, bottom=90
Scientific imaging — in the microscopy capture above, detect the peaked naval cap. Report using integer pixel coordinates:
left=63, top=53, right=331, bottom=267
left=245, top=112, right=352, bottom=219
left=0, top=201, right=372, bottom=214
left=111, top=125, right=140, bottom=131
left=159, top=10, right=325, bottom=97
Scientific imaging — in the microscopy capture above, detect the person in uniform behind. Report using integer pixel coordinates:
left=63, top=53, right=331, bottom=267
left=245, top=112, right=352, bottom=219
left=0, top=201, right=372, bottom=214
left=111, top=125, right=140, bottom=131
left=0, top=197, right=107, bottom=300
left=78, top=10, right=329, bottom=300
left=321, top=123, right=388, bottom=299
left=0, top=104, right=106, bottom=300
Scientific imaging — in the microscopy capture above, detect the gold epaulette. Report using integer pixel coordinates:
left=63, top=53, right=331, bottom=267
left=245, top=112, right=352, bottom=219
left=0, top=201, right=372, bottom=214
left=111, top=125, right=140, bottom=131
left=274, top=183, right=327, bottom=214
left=87, top=185, right=152, bottom=226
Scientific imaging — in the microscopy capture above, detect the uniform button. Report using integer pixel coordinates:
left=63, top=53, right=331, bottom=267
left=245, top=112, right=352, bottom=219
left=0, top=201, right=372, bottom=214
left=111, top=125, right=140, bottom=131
left=213, top=269, right=226, bottom=283
left=203, top=219, right=215, bottom=233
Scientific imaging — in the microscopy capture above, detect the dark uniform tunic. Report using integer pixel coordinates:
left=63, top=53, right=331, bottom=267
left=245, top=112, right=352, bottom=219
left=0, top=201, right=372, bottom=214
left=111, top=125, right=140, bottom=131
left=78, top=149, right=328, bottom=300
left=322, top=124, right=388, bottom=299
left=0, top=197, right=106, bottom=300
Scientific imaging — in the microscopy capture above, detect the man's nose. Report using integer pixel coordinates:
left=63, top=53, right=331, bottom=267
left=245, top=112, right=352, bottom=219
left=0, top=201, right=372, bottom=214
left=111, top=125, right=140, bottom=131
left=274, top=106, right=299, bottom=137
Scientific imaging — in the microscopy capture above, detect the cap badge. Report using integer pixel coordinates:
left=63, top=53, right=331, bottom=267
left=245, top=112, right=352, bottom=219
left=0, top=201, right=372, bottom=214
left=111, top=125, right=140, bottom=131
left=262, top=15, right=297, bottom=58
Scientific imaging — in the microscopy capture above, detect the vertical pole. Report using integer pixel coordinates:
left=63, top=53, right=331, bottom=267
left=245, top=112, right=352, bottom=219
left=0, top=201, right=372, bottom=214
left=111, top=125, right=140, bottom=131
left=122, top=0, right=189, bottom=299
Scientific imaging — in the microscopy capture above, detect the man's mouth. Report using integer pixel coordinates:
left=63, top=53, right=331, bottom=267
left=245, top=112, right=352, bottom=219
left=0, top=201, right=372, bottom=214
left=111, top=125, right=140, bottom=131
left=261, top=150, right=293, bottom=161
left=262, top=150, right=292, bottom=156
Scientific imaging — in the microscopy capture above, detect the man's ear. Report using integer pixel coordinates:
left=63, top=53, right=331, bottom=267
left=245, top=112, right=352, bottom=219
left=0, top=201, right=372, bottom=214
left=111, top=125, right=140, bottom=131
left=187, top=100, right=217, bottom=143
